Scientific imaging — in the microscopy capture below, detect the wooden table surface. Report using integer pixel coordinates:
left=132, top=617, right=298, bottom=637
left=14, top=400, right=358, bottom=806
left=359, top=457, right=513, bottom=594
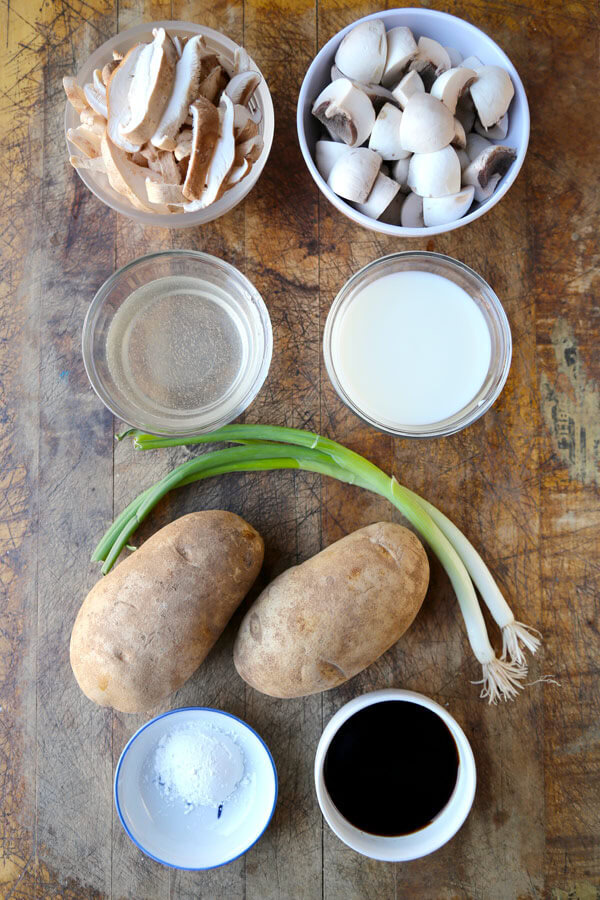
left=1, top=0, right=598, bottom=897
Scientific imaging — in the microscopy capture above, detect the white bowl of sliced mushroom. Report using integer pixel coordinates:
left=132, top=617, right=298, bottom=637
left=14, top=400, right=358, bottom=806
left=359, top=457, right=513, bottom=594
left=64, top=21, right=274, bottom=226
left=297, top=9, right=529, bottom=236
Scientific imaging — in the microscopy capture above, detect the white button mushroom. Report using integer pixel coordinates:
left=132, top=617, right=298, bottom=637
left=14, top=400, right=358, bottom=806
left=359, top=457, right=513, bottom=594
left=408, top=145, right=461, bottom=197
left=469, top=65, right=515, bottom=128
left=400, top=191, right=424, bottom=227
left=399, top=93, right=454, bottom=154
left=312, top=79, right=375, bottom=148
left=444, top=47, right=463, bottom=67
left=368, top=103, right=409, bottom=160
left=475, top=112, right=509, bottom=140
left=354, top=172, right=401, bottom=220
left=409, top=36, right=451, bottom=88
left=430, top=66, right=477, bottom=115
left=451, top=118, right=467, bottom=150
left=334, top=20, right=388, bottom=85
left=391, top=156, right=411, bottom=193
left=327, top=147, right=382, bottom=203
left=315, top=140, right=350, bottom=180
left=422, top=186, right=475, bottom=226
left=391, top=70, right=424, bottom=109
left=461, top=144, right=517, bottom=202
left=381, top=26, right=418, bottom=88
left=465, top=132, right=493, bottom=162
left=461, top=55, right=484, bottom=70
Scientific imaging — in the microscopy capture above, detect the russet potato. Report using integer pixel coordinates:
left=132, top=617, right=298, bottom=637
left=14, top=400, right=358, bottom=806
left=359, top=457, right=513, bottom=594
left=70, top=511, right=264, bottom=713
left=234, top=522, right=429, bottom=698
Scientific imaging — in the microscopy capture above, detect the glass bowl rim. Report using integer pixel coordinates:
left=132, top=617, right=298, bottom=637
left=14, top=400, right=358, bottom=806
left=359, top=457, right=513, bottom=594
left=322, top=250, right=512, bottom=439
left=82, top=249, right=273, bottom=436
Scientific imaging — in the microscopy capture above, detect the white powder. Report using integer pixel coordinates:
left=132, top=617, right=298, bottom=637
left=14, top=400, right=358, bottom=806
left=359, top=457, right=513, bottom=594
left=154, top=724, right=245, bottom=809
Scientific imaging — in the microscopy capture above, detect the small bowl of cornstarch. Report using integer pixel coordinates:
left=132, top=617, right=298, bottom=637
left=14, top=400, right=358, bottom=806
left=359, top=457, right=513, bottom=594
left=114, top=707, right=278, bottom=869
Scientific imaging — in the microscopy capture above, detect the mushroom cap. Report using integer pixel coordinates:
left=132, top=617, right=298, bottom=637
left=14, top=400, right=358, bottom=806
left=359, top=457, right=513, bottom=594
left=315, top=140, right=350, bottom=180
left=409, top=36, right=451, bottom=89
left=354, top=172, right=401, bottom=220
left=391, top=156, right=411, bottom=192
left=312, top=78, right=375, bottom=148
left=469, top=65, right=514, bottom=128
left=368, top=103, right=409, bottom=160
left=451, top=118, right=467, bottom=150
left=334, top=20, right=387, bottom=85
left=391, top=70, right=424, bottom=109
left=422, top=186, right=474, bottom=226
left=475, top=112, right=509, bottom=140
left=381, top=26, right=418, bottom=88
left=327, top=147, right=382, bottom=203
left=151, top=34, right=205, bottom=150
left=120, top=28, right=178, bottom=144
left=400, top=191, right=424, bottom=227
left=465, top=132, right=492, bottom=162
left=462, top=144, right=517, bottom=190
left=408, top=145, right=461, bottom=197
left=430, top=66, right=477, bottom=115
left=399, top=93, right=454, bottom=154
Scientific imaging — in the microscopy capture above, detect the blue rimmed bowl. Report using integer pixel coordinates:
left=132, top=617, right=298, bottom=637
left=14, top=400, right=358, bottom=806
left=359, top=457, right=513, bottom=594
left=114, top=707, right=278, bottom=870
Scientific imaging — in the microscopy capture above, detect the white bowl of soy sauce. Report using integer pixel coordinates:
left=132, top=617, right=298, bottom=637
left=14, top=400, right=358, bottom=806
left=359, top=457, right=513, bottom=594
left=314, top=689, right=476, bottom=861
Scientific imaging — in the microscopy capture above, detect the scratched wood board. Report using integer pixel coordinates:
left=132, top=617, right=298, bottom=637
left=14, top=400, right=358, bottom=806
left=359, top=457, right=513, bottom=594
left=0, top=0, right=598, bottom=898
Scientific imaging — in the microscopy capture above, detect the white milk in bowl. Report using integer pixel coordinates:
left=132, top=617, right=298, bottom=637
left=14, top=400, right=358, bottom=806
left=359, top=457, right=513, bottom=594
left=324, top=256, right=511, bottom=437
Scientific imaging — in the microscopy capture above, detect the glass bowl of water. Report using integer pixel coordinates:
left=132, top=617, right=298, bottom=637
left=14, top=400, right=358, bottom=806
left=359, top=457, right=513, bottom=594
left=83, top=250, right=272, bottom=436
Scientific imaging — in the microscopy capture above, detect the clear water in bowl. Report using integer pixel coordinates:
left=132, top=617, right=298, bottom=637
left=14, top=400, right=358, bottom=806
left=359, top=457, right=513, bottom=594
left=106, top=275, right=249, bottom=417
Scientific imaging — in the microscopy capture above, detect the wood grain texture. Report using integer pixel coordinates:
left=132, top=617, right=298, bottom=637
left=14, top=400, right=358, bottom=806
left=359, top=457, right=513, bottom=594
left=0, top=0, right=598, bottom=898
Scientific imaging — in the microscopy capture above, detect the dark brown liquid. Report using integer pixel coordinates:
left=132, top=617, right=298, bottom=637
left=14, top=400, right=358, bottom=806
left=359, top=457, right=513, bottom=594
left=323, top=700, right=459, bottom=836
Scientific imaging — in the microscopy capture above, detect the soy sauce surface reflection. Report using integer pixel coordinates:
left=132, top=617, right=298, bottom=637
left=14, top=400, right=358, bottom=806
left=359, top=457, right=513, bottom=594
left=323, top=701, right=459, bottom=836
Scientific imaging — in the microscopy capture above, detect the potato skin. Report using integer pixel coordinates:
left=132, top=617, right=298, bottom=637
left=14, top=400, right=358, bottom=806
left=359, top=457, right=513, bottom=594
left=71, top=511, right=264, bottom=713
left=233, top=522, right=429, bottom=698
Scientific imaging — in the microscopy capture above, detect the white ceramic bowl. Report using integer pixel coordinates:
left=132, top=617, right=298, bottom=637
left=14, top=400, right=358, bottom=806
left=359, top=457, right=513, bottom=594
left=65, top=21, right=274, bottom=228
left=297, top=8, right=529, bottom=237
left=314, top=689, right=476, bottom=861
left=115, top=707, right=278, bottom=869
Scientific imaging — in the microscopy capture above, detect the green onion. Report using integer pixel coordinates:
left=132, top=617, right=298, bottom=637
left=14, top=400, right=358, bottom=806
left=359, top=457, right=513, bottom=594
left=93, top=424, right=541, bottom=703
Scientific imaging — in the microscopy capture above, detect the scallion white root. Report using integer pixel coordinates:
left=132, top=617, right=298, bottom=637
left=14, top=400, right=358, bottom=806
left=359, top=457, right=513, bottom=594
left=408, top=491, right=542, bottom=668
left=474, top=657, right=529, bottom=704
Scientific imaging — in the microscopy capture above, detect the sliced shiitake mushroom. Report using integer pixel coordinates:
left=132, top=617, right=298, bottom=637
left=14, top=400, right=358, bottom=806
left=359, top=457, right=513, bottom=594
left=182, top=96, right=220, bottom=202
left=151, top=34, right=205, bottom=150
left=120, top=28, right=178, bottom=145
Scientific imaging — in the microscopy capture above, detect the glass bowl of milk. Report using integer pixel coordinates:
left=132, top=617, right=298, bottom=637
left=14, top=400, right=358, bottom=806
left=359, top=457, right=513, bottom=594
left=83, top=251, right=272, bottom=436
left=323, top=252, right=511, bottom=438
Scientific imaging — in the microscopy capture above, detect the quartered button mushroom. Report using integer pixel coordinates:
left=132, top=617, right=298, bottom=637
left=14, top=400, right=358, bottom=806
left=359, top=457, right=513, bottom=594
left=315, top=140, right=350, bottom=180
left=312, top=79, right=375, bottom=147
left=391, top=70, right=425, bottom=109
left=327, top=147, right=382, bottom=203
left=475, top=112, right=509, bottom=140
left=381, top=26, right=418, bottom=88
left=469, top=65, right=515, bottom=129
left=400, top=191, right=424, bottom=227
left=330, top=65, right=399, bottom=113
left=461, top=144, right=517, bottom=201
left=391, top=157, right=411, bottom=193
left=368, top=103, right=409, bottom=160
left=334, top=20, right=388, bottom=85
left=399, top=93, right=454, bottom=154
left=407, top=145, right=461, bottom=197
left=354, top=172, right=401, bottom=220
left=423, top=186, right=475, bottom=226
left=409, top=36, right=451, bottom=88
left=452, top=118, right=467, bottom=150
left=430, top=66, right=477, bottom=115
